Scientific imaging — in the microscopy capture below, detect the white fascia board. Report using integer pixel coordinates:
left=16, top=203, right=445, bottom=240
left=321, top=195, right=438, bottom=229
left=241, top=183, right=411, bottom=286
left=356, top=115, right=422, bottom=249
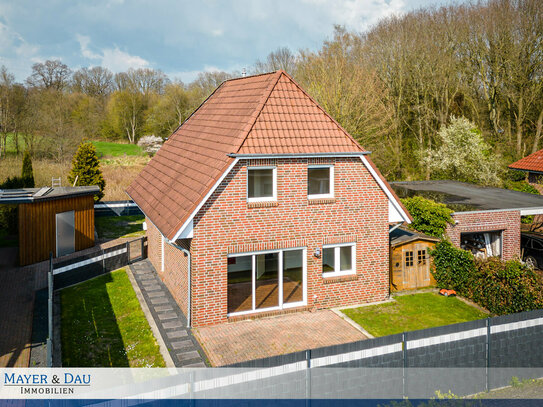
left=172, top=158, right=239, bottom=241
left=359, top=156, right=411, bottom=223
left=178, top=219, right=194, bottom=238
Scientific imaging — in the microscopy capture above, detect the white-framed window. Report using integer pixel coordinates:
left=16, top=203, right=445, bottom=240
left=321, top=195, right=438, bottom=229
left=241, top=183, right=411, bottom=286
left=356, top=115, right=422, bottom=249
left=247, top=166, right=277, bottom=202
left=308, top=165, right=334, bottom=199
left=322, top=242, right=356, bottom=277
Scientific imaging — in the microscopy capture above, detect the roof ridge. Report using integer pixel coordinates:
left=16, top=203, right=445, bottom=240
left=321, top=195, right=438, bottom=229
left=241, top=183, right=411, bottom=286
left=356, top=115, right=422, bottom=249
left=276, top=71, right=365, bottom=152
left=234, top=70, right=284, bottom=154
left=222, top=70, right=282, bottom=84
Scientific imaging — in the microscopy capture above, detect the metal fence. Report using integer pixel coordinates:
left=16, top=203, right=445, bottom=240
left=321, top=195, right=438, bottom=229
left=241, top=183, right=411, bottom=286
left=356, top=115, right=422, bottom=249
left=222, top=309, right=543, bottom=397
left=46, top=236, right=147, bottom=366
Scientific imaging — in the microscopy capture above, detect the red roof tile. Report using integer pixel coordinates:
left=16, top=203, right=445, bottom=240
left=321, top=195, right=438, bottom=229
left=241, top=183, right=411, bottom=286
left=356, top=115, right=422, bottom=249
left=509, top=149, right=543, bottom=173
left=127, top=71, right=404, bottom=240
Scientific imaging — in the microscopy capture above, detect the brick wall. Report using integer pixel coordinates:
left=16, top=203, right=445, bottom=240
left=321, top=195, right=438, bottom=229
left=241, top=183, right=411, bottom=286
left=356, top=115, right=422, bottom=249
left=445, top=210, right=520, bottom=261
left=189, top=157, right=391, bottom=327
left=147, top=218, right=189, bottom=316
left=146, top=217, right=162, bottom=271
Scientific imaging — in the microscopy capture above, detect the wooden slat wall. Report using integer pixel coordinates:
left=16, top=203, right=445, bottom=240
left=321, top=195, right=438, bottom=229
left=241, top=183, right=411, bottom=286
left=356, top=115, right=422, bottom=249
left=18, top=195, right=95, bottom=266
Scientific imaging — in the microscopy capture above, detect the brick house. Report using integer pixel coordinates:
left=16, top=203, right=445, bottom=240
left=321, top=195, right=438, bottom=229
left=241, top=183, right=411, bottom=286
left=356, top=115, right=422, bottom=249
left=509, top=150, right=543, bottom=194
left=127, top=71, right=411, bottom=327
left=392, top=180, right=543, bottom=262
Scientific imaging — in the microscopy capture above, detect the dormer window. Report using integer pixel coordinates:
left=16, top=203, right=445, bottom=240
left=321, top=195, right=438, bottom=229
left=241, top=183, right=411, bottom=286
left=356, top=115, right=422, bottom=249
left=308, top=165, right=334, bottom=199
left=247, top=166, right=277, bottom=202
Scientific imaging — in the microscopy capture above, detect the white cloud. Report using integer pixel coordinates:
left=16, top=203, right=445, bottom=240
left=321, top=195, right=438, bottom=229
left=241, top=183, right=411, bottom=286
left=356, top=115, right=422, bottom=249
left=76, top=34, right=149, bottom=72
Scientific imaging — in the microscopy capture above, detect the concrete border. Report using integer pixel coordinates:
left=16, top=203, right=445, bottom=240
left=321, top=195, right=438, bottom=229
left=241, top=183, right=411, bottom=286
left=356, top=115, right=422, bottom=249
left=330, top=308, right=375, bottom=339
left=126, top=266, right=176, bottom=368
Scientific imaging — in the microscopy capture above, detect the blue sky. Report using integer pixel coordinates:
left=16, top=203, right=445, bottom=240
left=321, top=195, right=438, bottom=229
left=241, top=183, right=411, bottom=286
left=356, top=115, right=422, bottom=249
left=0, top=0, right=450, bottom=84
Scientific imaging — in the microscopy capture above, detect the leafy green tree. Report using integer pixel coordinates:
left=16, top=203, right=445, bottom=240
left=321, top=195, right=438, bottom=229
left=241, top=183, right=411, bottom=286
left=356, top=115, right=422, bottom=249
left=424, top=117, right=502, bottom=186
left=401, top=196, right=454, bottom=237
left=21, top=151, right=34, bottom=187
left=68, top=142, right=105, bottom=201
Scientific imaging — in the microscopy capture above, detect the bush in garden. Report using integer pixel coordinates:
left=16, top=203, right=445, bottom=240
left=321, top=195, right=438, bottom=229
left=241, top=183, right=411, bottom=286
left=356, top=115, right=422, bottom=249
left=68, top=142, right=106, bottom=201
left=137, top=135, right=163, bottom=156
left=431, top=241, right=543, bottom=314
left=430, top=240, right=476, bottom=293
left=401, top=196, right=454, bottom=238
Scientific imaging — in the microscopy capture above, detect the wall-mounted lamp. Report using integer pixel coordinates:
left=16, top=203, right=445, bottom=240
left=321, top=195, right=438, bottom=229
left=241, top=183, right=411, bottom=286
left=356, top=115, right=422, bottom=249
left=314, top=247, right=321, bottom=258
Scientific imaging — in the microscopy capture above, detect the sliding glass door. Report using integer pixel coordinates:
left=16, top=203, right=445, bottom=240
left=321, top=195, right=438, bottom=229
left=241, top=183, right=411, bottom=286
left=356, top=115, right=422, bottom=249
left=227, top=248, right=306, bottom=315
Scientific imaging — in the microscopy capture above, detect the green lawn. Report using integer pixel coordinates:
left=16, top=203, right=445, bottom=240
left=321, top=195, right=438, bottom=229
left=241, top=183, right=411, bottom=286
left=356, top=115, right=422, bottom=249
left=342, top=292, right=488, bottom=337
left=95, top=215, right=145, bottom=239
left=92, top=141, right=143, bottom=157
left=61, top=269, right=165, bottom=367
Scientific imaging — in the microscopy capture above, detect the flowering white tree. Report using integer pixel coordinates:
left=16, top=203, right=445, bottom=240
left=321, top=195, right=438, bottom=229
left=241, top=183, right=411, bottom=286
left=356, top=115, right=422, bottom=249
left=424, top=117, right=501, bottom=186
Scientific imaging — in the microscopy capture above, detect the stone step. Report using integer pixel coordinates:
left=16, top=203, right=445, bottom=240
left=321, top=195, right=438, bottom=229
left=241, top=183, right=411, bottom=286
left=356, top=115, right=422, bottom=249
left=171, top=339, right=194, bottom=350
left=166, top=330, right=188, bottom=339
left=163, top=320, right=183, bottom=329
left=158, top=312, right=177, bottom=321
left=176, top=351, right=201, bottom=363
left=148, top=291, right=166, bottom=298
left=150, top=297, right=169, bottom=305
left=154, top=305, right=174, bottom=312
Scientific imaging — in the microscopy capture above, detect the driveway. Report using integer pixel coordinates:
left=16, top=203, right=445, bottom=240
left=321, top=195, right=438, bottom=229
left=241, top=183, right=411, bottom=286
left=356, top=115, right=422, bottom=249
left=193, top=310, right=367, bottom=366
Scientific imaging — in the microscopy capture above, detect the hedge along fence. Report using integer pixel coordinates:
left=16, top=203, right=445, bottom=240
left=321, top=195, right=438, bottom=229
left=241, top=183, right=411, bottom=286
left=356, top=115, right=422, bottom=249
left=430, top=240, right=543, bottom=315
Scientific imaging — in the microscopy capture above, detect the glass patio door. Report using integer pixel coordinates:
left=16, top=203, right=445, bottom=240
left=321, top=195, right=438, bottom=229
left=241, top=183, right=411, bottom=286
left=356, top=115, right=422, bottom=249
left=227, top=248, right=306, bottom=315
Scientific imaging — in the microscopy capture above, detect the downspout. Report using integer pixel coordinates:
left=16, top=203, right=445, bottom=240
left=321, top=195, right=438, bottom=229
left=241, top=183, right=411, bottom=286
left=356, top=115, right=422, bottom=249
left=167, top=240, right=192, bottom=328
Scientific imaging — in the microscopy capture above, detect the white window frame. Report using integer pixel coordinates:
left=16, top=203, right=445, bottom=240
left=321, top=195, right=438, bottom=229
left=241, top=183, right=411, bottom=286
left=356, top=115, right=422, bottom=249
left=227, top=247, right=307, bottom=317
left=308, top=165, right=334, bottom=199
left=246, top=166, right=277, bottom=202
left=322, top=242, right=356, bottom=277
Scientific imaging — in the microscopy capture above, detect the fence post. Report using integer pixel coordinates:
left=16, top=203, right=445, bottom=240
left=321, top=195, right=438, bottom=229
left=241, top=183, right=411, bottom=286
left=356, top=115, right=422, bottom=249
left=126, top=241, right=131, bottom=264
left=47, top=252, right=53, bottom=367
left=402, top=332, right=407, bottom=399
left=141, top=237, right=145, bottom=260
left=486, top=318, right=491, bottom=392
left=102, top=248, right=106, bottom=273
left=305, top=349, right=311, bottom=405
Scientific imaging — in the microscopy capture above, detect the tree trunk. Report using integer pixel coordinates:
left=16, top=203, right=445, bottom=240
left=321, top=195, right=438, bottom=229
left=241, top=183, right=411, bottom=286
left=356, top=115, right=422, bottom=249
left=532, top=106, right=543, bottom=153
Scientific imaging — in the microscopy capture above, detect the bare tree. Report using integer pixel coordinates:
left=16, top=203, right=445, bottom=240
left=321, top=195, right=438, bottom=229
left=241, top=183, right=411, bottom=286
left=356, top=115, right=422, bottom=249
left=253, top=47, right=298, bottom=74
left=72, top=66, right=114, bottom=97
left=26, top=60, right=72, bottom=90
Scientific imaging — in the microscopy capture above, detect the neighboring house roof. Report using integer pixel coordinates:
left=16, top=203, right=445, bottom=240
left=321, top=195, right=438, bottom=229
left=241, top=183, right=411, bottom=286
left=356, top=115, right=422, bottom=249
left=0, top=186, right=99, bottom=204
left=509, top=149, right=543, bottom=173
left=391, top=180, right=543, bottom=215
left=127, top=70, right=410, bottom=241
left=390, top=227, right=439, bottom=248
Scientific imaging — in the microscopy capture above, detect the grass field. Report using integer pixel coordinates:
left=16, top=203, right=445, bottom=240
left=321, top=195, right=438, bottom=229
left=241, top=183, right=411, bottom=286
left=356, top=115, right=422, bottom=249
left=95, top=215, right=145, bottom=239
left=61, top=269, right=165, bottom=367
left=93, top=141, right=143, bottom=157
left=342, top=293, right=488, bottom=337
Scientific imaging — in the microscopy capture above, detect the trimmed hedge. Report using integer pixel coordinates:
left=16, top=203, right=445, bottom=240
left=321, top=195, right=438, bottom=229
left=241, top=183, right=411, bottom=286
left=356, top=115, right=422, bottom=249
left=431, top=241, right=543, bottom=315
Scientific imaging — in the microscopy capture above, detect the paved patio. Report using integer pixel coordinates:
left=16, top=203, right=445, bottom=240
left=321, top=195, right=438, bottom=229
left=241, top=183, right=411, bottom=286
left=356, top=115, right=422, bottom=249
left=193, top=310, right=367, bottom=366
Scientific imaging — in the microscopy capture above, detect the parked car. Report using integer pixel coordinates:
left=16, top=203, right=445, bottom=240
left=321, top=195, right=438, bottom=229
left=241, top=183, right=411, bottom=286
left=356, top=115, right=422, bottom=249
left=521, top=232, right=543, bottom=269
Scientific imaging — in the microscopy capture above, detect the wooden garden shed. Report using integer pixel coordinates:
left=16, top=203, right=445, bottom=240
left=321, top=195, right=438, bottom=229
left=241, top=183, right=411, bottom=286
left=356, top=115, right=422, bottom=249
left=390, top=227, right=439, bottom=291
left=0, top=186, right=99, bottom=266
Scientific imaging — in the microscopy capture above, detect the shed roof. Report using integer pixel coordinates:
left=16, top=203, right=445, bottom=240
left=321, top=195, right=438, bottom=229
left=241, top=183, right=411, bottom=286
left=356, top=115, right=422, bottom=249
left=127, top=70, right=408, bottom=240
left=509, top=149, right=543, bottom=173
left=391, top=180, right=543, bottom=215
left=390, top=227, right=439, bottom=248
left=0, top=186, right=99, bottom=204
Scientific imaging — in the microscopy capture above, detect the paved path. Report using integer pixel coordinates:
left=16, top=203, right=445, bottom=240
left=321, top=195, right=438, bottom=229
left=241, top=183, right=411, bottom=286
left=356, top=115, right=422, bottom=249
left=193, top=310, right=368, bottom=366
left=129, top=260, right=207, bottom=367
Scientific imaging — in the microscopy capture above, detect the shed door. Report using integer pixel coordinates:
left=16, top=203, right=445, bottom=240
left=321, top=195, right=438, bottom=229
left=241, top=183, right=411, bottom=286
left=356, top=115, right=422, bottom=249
left=416, top=244, right=430, bottom=287
left=403, top=249, right=416, bottom=288
left=56, top=210, right=75, bottom=257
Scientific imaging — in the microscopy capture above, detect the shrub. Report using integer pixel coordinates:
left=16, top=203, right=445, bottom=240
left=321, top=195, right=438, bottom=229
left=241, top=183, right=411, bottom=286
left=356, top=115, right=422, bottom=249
left=430, top=240, right=476, bottom=293
left=401, top=196, right=454, bottom=237
left=21, top=151, right=35, bottom=188
left=68, top=142, right=106, bottom=201
left=504, top=179, right=539, bottom=195
left=431, top=242, right=543, bottom=314
left=0, top=205, right=18, bottom=235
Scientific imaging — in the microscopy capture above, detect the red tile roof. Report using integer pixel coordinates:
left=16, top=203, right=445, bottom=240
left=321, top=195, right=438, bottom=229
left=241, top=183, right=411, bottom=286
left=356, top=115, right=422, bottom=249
left=509, top=149, right=543, bottom=173
left=127, top=70, right=406, bottom=240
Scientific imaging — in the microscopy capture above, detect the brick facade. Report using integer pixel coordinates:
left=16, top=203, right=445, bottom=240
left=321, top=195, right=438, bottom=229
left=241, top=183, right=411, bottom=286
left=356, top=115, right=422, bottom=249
left=187, top=157, right=391, bottom=327
left=445, top=210, right=521, bottom=261
left=147, top=218, right=189, bottom=315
